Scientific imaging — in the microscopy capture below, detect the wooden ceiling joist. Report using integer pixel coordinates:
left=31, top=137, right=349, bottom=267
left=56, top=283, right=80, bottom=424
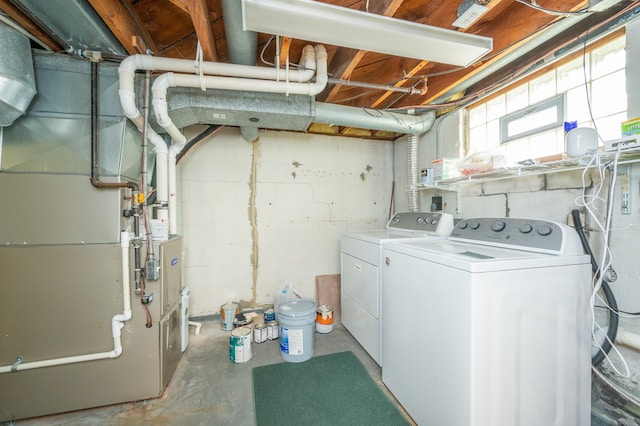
left=170, top=0, right=217, bottom=62
left=0, top=0, right=62, bottom=52
left=88, top=0, right=157, bottom=55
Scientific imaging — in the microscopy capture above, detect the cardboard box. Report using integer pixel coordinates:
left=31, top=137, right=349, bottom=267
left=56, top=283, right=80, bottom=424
left=432, top=158, right=459, bottom=181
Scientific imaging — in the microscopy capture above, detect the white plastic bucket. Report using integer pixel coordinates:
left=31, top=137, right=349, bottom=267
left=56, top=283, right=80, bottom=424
left=276, top=299, right=316, bottom=363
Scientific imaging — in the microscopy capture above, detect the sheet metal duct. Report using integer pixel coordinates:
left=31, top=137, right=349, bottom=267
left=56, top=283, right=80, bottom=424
left=0, top=20, right=36, bottom=127
left=157, top=87, right=315, bottom=132
left=7, top=0, right=126, bottom=55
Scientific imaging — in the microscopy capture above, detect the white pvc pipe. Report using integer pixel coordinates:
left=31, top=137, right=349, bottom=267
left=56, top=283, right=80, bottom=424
left=118, top=45, right=319, bottom=231
left=152, top=45, right=328, bottom=144
left=0, top=231, right=133, bottom=374
left=152, top=46, right=327, bottom=233
left=189, top=321, right=202, bottom=335
left=616, top=329, right=640, bottom=352
left=168, top=143, right=183, bottom=235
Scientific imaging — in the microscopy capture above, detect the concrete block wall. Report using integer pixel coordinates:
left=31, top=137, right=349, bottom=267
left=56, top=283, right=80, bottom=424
left=178, top=127, right=393, bottom=316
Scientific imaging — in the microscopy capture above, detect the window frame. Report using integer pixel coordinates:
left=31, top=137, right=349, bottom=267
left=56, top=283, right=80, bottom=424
left=499, top=94, right=564, bottom=143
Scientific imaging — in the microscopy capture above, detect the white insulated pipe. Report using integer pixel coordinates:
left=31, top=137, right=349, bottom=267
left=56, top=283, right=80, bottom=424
left=0, top=231, right=133, bottom=374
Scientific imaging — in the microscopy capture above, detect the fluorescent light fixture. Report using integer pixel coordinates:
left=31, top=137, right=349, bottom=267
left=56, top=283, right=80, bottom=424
left=241, top=0, right=493, bottom=67
left=453, top=2, right=489, bottom=29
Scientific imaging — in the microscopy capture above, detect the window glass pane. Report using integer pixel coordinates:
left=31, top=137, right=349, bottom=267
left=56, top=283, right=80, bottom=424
left=504, top=138, right=532, bottom=164
left=486, top=119, right=501, bottom=149
left=470, top=124, right=488, bottom=151
left=566, top=85, right=591, bottom=123
left=469, top=104, right=486, bottom=127
left=529, top=130, right=558, bottom=159
left=557, top=56, right=588, bottom=91
left=506, top=84, right=528, bottom=113
left=591, top=69, right=627, bottom=117
left=592, top=36, right=626, bottom=79
left=529, top=72, right=556, bottom=104
left=595, top=111, right=628, bottom=141
left=506, top=106, right=558, bottom=138
left=486, top=95, right=505, bottom=121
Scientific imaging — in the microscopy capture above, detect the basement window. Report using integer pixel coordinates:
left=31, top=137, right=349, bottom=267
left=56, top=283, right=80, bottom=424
left=467, top=32, right=627, bottom=165
left=500, top=95, right=564, bottom=143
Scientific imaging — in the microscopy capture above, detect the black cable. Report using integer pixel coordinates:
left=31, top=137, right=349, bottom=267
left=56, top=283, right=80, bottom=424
left=571, top=209, right=619, bottom=366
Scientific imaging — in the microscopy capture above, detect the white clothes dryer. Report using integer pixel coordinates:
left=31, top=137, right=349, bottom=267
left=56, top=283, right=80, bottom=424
left=381, top=217, right=592, bottom=426
left=340, top=212, right=453, bottom=366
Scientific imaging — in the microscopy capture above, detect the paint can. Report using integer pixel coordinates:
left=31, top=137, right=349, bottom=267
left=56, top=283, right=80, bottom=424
left=254, top=323, right=267, bottom=344
left=264, top=308, right=276, bottom=322
left=229, top=327, right=252, bottom=363
left=276, top=299, right=316, bottom=363
left=315, top=305, right=334, bottom=334
left=221, top=302, right=239, bottom=331
left=266, top=321, right=279, bottom=340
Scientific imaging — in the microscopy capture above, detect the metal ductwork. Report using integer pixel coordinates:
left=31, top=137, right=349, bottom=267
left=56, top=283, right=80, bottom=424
left=221, top=0, right=260, bottom=141
left=158, top=87, right=315, bottom=132
left=0, top=19, right=36, bottom=127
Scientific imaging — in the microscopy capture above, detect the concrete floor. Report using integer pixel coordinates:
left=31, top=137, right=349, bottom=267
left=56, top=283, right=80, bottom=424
left=5, top=316, right=639, bottom=426
left=10, top=319, right=414, bottom=426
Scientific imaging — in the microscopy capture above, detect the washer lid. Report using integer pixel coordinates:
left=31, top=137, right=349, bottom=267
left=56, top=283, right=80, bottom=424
left=384, top=239, right=590, bottom=273
left=277, top=299, right=316, bottom=316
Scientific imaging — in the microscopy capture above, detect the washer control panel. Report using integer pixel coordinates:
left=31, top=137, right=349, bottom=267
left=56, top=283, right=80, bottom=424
left=450, top=217, right=569, bottom=254
left=386, top=212, right=454, bottom=236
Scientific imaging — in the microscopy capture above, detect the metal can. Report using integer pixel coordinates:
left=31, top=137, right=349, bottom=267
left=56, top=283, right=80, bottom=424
left=254, top=323, right=267, bottom=344
left=229, top=327, right=252, bottom=363
left=266, top=320, right=279, bottom=340
left=264, top=308, right=275, bottom=323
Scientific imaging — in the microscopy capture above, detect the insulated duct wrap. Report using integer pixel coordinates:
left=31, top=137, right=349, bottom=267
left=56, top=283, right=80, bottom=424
left=0, top=20, right=36, bottom=126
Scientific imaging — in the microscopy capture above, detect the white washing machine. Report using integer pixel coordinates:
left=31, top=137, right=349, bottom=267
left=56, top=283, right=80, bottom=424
left=341, top=212, right=453, bottom=366
left=381, top=217, right=592, bottom=426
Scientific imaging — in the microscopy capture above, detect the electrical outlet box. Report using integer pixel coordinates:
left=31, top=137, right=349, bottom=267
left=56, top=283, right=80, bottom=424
left=146, top=258, right=160, bottom=281
left=431, top=196, right=443, bottom=212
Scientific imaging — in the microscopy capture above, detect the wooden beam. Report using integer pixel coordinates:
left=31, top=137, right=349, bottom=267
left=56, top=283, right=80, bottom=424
left=88, top=0, right=157, bottom=55
left=0, top=0, right=62, bottom=52
left=170, top=0, right=217, bottom=62
left=278, top=37, right=293, bottom=68
left=318, top=0, right=405, bottom=102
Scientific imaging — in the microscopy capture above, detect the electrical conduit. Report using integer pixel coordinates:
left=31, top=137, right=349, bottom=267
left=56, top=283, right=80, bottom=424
left=0, top=231, right=133, bottom=373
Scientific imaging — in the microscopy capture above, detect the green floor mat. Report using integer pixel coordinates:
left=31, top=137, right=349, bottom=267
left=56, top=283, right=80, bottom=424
left=252, top=351, right=410, bottom=426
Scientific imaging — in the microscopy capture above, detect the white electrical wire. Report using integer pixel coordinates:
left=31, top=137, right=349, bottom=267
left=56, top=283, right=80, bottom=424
left=577, top=147, right=631, bottom=377
left=514, top=0, right=589, bottom=16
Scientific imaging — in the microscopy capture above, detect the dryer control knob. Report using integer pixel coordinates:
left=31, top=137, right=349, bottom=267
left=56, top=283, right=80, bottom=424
left=469, top=222, right=480, bottom=230
left=519, top=224, right=533, bottom=234
left=537, top=225, right=552, bottom=236
left=490, top=220, right=506, bottom=232
left=431, top=219, right=438, bottom=225
left=458, top=222, right=468, bottom=229
left=417, top=217, right=425, bottom=225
